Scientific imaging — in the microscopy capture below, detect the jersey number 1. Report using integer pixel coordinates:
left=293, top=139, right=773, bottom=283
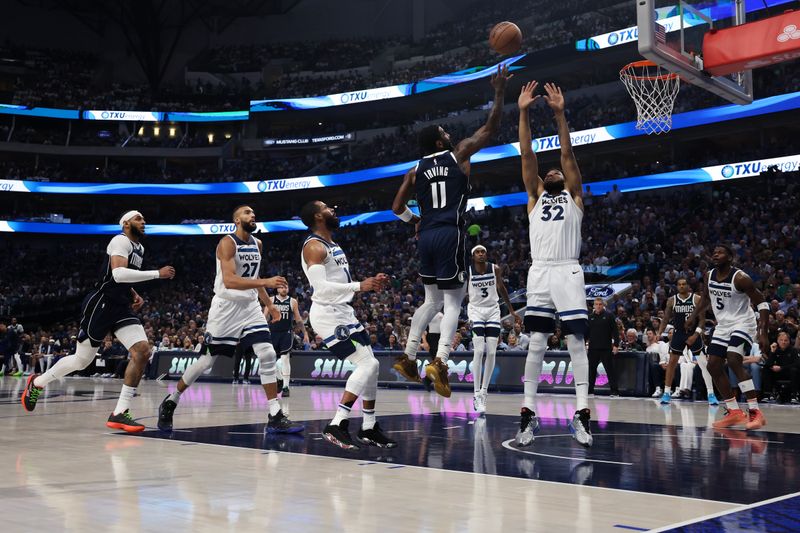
left=431, top=181, right=447, bottom=209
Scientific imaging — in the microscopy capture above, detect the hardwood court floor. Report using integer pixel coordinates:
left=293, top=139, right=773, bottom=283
left=2, top=376, right=799, bottom=532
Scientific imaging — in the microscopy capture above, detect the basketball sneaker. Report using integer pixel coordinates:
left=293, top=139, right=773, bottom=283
left=323, top=419, right=359, bottom=450
left=157, top=395, right=176, bottom=431
left=392, top=354, right=421, bottom=383
left=266, top=410, right=304, bottom=434
left=425, top=358, right=451, bottom=398
left=515, top=407, right=540, bottom=447
left=745, top=409, right=766, bottom=430
left=357, top=422, right=397, bottom=448
left=106, top=410, right=145, bottom=433
left=569, top=408, right=593, bottom=447
left=707, top=393, right=719, bottom=406
left=473, top=393, right=486, bottom=415
left=712, top=408, right=748, bottom=429
left=651, top=387, right=663, bottom=398
left=660, top=391, right=671, bottom=404
left=21, top=374, right=43, bottom=412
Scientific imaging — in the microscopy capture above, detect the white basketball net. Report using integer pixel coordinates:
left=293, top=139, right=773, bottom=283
left=620, top=61, right=680, bottom=135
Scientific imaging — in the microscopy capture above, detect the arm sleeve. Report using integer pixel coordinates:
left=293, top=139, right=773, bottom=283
left=112, top=267, right=160, bottom=283
left=306, top=264, right=360, bottom=300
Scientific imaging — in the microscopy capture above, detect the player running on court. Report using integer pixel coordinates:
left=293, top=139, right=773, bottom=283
left=22, top=210, right=175, bottom=432
left=300, top=200, right=396, bottom=450
left=686, top=244, right=769, bottom=430
left=157, top=205, right=303, bottom=434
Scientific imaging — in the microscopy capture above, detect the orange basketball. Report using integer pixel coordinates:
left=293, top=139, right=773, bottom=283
left=489, top=21, right=522, bottom=55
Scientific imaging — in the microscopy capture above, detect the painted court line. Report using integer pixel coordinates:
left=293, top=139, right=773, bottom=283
left=501, top=439, right=634, bottom=466
left=122, top=433, right=736, bottom=506
left=648, top=491, right=800, bottom=532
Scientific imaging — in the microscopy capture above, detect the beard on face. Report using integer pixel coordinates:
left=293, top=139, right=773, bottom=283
left=129, top=223, right=145, bottom=238
left=544, top=178, right=565, bottom=194
left=242, top=220, right=257, bottom=233
left=324, top=211, right=340, bottom=230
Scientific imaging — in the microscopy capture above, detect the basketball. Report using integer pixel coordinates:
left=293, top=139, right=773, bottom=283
left=489, top=21, right=522, bottom=55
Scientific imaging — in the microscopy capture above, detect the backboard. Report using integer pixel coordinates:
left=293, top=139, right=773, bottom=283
left=636, top=0, right=753, bottom=104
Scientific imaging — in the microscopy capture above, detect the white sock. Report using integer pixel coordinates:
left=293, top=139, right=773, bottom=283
left=268, top=398, right=281, bottom=417
left=664, top=387, right=672, bottom=394
left=280, top=354, right=291, bottom=386
left=14, top=353, right=23, bottom=372
left=362, top=408, right=376, bottom=430
left=481, top=337, right=498, bottom=392
left=113, top=385, right=136, bottom=415
left=472, top=336, right=485, bottom=395
left=404, top=337, right=420, bottom=361
left=331, top=403, right=352, bottom=426
left=169, top=390, right=182, bottom=404
left=725, top=397, right=740, bottom=411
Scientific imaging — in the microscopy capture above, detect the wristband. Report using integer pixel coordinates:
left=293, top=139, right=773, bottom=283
left=350, top=282, right=361, bottom=292
left=396, top=207, right=415, bottom=223
left=757, top=302, right=769, bottom=312
left=695, top=327, right=703, bottom=335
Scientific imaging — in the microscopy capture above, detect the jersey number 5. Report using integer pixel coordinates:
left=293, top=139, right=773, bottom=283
left=540, top=205, right=565, bottom=221
left=715, top=297, right=724, bottom=310
left=431, top=181, right=447, bottom=209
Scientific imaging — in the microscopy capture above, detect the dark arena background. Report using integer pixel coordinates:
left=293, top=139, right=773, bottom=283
left=2, top=1, right=800, bottom=531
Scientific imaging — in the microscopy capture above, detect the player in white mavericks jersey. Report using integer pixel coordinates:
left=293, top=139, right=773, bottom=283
left=467, top=245, right=520, bottom=414
left=686, top=244, right=770, bottom=430
left=300, top=200, right=396, bottom=450
left=157, top=205, right=303, bottom=434
left=516, top=81, right=593, bottom=447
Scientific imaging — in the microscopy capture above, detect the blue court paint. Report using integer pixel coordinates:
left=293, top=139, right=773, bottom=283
left=128, top=414, right=800, bottom=505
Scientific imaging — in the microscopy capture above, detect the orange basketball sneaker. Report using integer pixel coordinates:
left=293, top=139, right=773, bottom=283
left=712, top=408, right=748, bottom=429
left=745, top=409, right=767, bottom=430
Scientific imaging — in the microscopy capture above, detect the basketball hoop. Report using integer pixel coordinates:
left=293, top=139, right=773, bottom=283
left=620, top=60, right=680, bottom=135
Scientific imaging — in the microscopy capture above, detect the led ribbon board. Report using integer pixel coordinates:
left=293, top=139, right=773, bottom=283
left=250, top=55, right=526, bottom=112
left=2, top=152, right=797, bottom=234
left=2, top=90, right=798, bottom=196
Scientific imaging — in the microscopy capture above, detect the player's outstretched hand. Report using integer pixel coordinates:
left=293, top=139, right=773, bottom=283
left=491, top=64, right=513, bottom=92
left=262, top=276, right=288, bottom=290
left=543, top=82, right=565, bottom=113
left=517, top=80, right=540, bottom=111
left=158, top=266, right=176, bottom=279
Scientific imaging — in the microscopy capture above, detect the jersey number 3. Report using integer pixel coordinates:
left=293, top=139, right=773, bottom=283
left=540, top=205, right=564, bottom=221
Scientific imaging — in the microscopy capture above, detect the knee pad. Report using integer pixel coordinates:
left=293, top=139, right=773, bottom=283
left=253, top=342, right=278, bottom=384
left=345, top=346, right=378, bottom=399
left=528, top=332, right=548, bottom=360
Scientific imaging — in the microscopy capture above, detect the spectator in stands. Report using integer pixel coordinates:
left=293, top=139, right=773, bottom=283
left=646, top=328, right=671, bottom=397
left=622, top=329, right=644, bottom=351
left=762, top=332, right=799, bottom=403
left=779, top=289, right=798, bottom=314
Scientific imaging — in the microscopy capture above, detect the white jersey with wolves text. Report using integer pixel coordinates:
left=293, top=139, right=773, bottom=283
left=468, top=263, right=499, bottom=308
left=529, top=191, right=582, bottom=262
left=707, top=268, right=756, bottom=331
left=213, top=234, right=261, bottom=302
left=301, top=234, right=355, bottom=306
